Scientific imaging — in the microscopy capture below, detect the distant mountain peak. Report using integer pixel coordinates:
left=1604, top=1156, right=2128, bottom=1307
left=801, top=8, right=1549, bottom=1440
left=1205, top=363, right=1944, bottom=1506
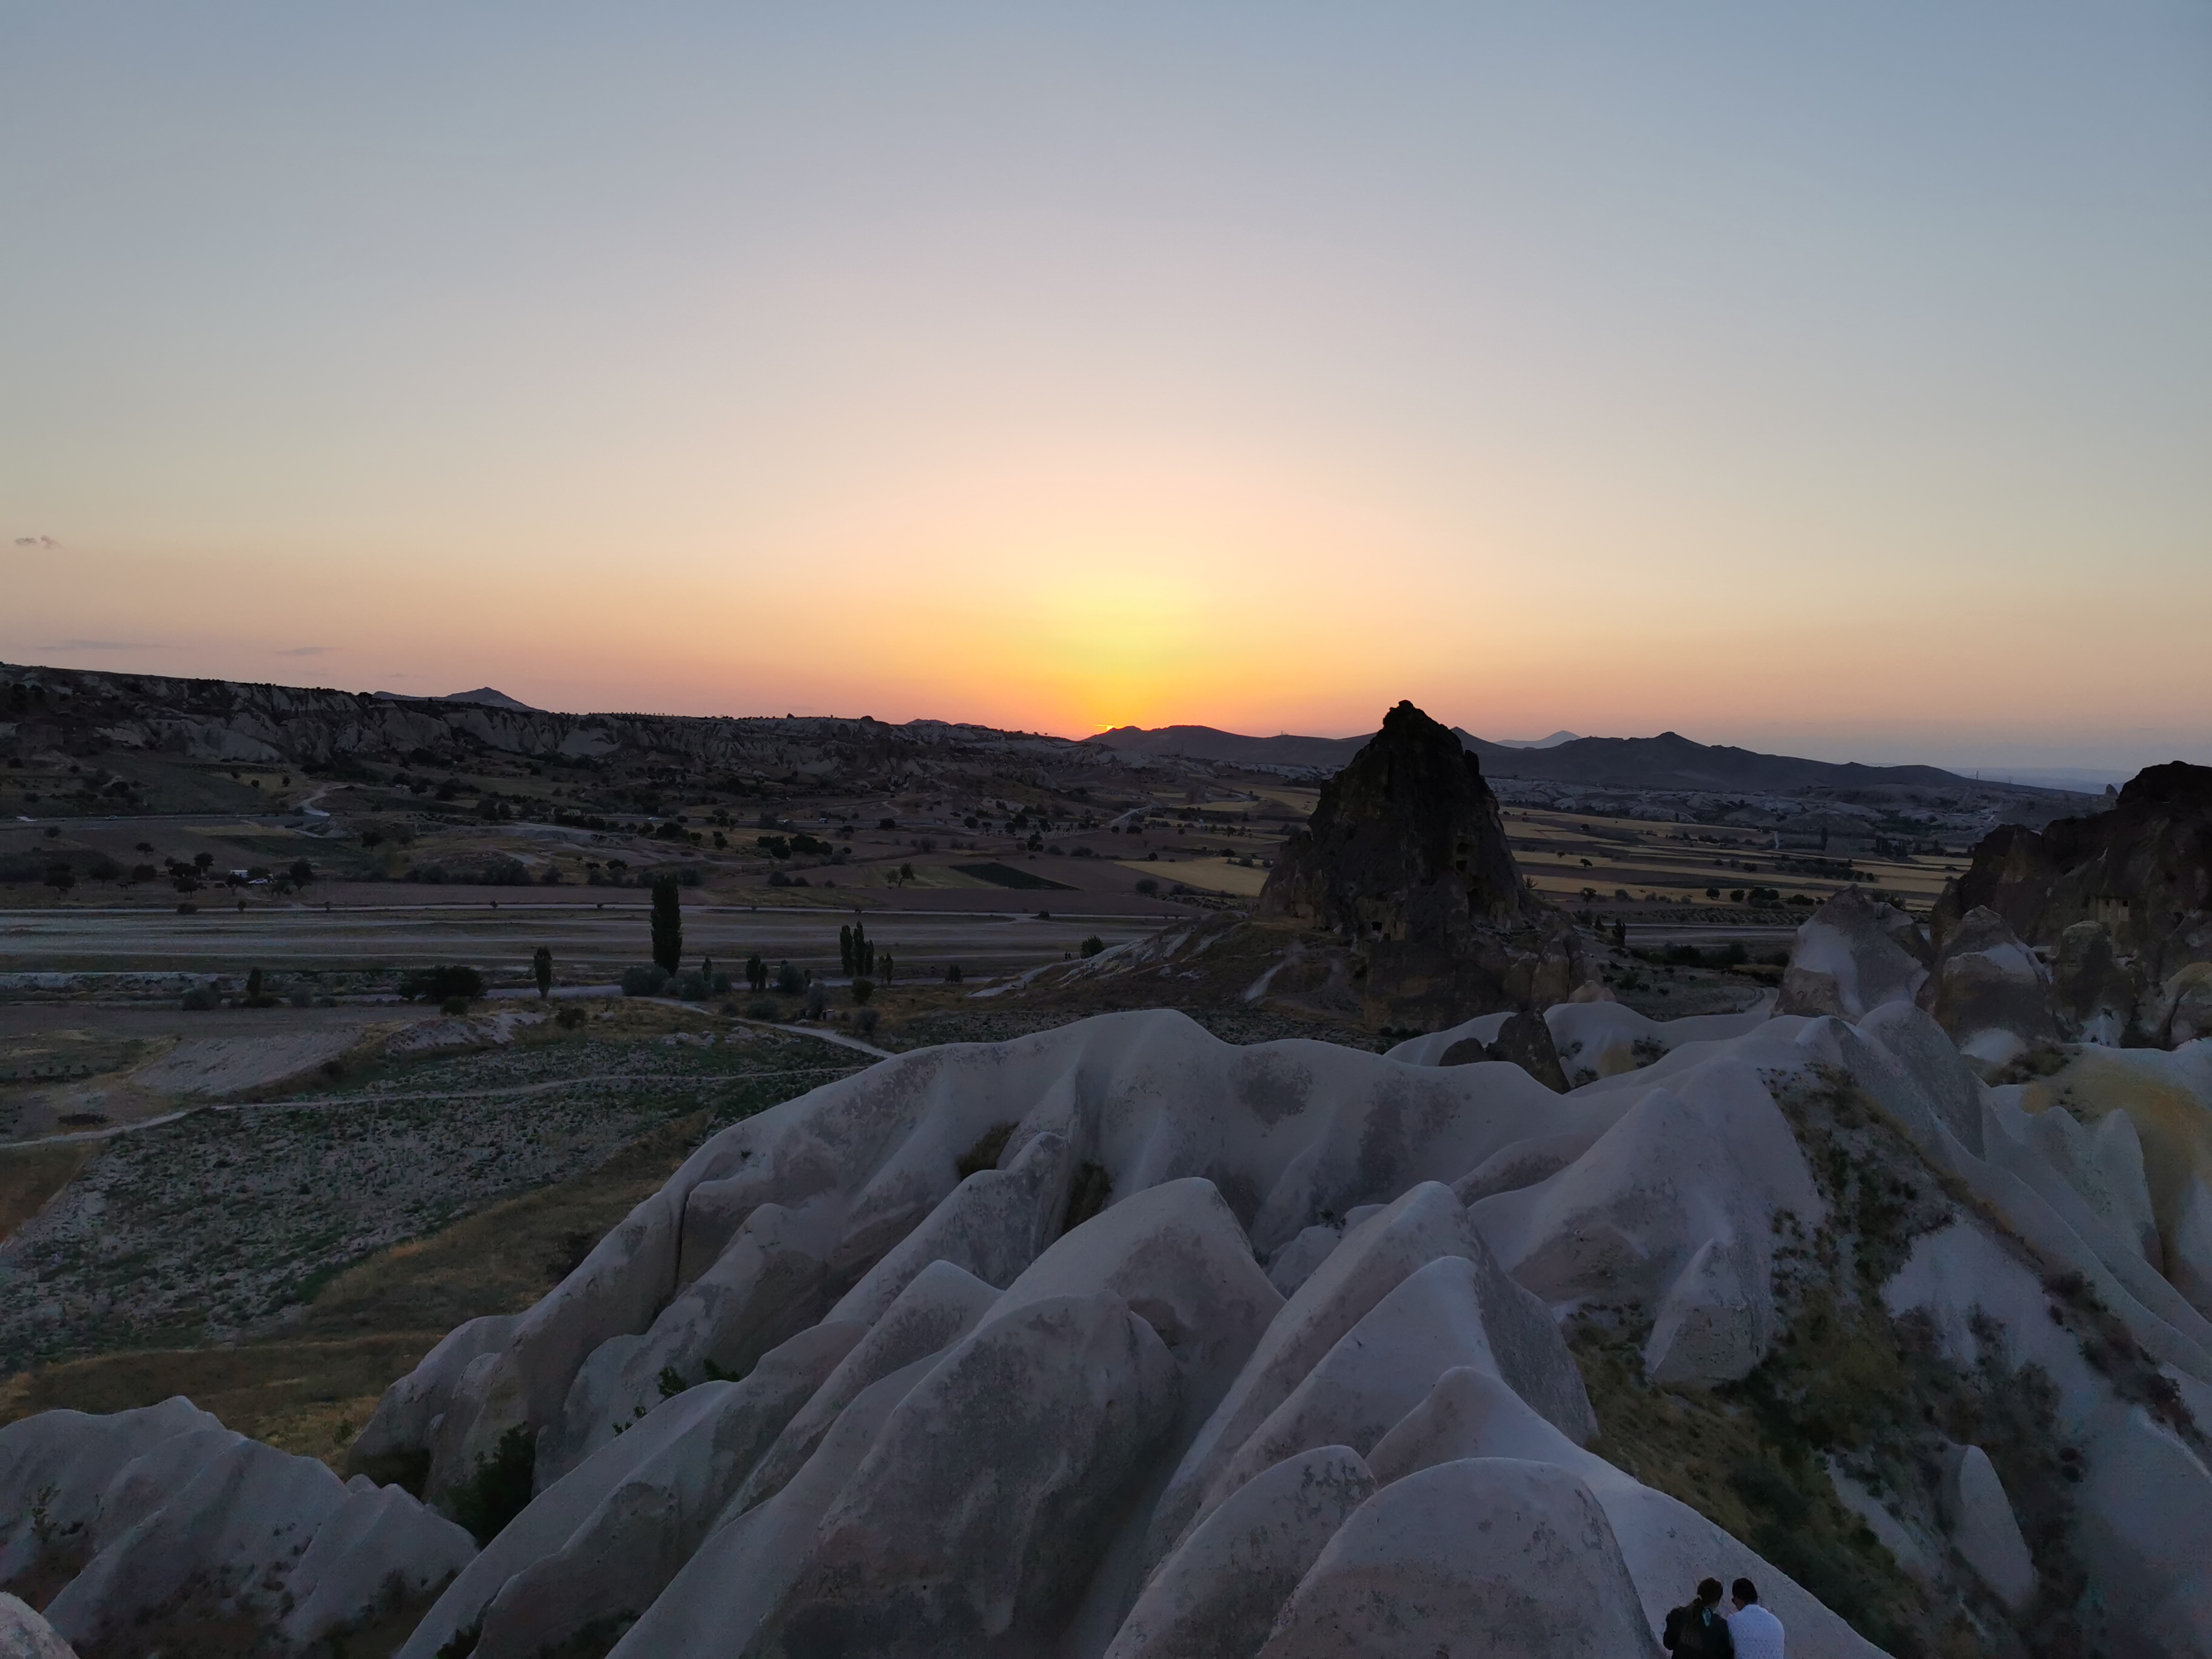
left=1490, top=729, right=1580, bottom=749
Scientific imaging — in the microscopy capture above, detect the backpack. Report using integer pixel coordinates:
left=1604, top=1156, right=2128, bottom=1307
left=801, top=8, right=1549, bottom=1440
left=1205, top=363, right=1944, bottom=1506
left=1664, top=1603, right=1735, bottom=1658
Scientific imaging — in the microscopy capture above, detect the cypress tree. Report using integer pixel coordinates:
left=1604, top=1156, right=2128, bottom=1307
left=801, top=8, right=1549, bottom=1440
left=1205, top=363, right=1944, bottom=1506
left=532, top=945, right=553, bottom=999
left=651, top=876, right=683, bottom=975
left=839, top=924, right=855, bottom=976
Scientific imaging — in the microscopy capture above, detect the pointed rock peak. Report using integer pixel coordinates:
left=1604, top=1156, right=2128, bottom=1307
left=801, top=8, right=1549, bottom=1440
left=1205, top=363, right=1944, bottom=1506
left=1260, top=702, right=1580, bottom=1028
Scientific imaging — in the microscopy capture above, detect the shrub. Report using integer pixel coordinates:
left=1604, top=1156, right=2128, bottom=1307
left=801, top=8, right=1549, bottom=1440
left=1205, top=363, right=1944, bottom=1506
left=850, top=976, right=873, bottom=1005
left=620, top=964, right=670, bottom=997
left=957, top=1122, right=1017, bottom=1178
left=803, top=983, right=828, bottom=1019
left=399, top=965, right=485, bottom=1004
left=745, top=996, right=779, bottom=1020
left=180, top=985, right=218, bottom=1011
left=1061, top=1161, right=1112, bottom=1232
left=1080, top=936, right=1105, bottom=957
left=439, top=995, right=471, bottom=1016
left=1134, top=878, right=1159, bottom=896
left=773, top=961, right=804, bottom=994
left=944, top=962, right=964, bottom=984
left=445, top=1424, right=535, bottom=1546
left=555, top=1007, right=587, bottom=1030
left=675, top=971, right=709, bottom=1000
left=854, top=1006, right=880, bottom=1036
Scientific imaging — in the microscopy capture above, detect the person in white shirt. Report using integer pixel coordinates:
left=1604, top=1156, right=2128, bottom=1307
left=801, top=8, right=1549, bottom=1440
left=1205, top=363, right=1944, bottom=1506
left=1727, top=1577, right=1785, bottom=1658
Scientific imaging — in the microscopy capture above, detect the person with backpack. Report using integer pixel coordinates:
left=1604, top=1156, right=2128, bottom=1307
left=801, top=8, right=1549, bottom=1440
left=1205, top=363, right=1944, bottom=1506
left=1663, top=1577, right=1736, bottom=1657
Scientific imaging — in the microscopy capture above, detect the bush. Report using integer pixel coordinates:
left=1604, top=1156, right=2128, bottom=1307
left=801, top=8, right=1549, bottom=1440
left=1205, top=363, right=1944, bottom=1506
left=854, top=1007, right=880, bottom=1036
left=445, top=1424, right=535, bottom=1545
left=773, top=961, right=805, bottom=994
left=1062, top=1161, right=1112, bottom=1232
left=399, top=964, right=486, bottom=1004
left=850, top=976, right=873, bottom=1004
left=745, top=996, right=779, bottom=1019
left=1134, top=878, right=1159, bottom=896
left=1080, top=936, right=1105, bottom=957
left=439, top=995, right=471, bottom=1016
left=944, top=962, right=964, bottom=984
left=957, top=1122, right=1016, bottom=1178
left=803, top=983, right=828, bottom=1019
left=620, top=964, right=671, bottom=997
left=555, top=1007, right=587, bottom=1030
left=180, top=985, right=218, bottom=1011
left=674, top=971, right=709, bottom=1000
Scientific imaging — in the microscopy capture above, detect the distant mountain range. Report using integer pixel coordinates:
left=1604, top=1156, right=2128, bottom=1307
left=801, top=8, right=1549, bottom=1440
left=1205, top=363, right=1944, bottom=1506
left=372, top=686, right=542, bottom=712
left=1089, top=722, right=2060, bottom=796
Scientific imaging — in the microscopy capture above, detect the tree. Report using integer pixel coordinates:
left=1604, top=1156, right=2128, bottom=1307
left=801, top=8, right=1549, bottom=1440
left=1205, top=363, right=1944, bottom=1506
left=44, top=862, right=75, bottom=897
left=879, top=953, right=894, bottom=985
left=289, top=858, right=314, bottom=888
left=532, top=945, right=554, bottom=999
left=839, top=924, right=855, bottom=976
left=193, top=851, right=215, bottom=873
left=746, top=952, right=766, bottom=991
left=650, top=874, right=683, bottom=975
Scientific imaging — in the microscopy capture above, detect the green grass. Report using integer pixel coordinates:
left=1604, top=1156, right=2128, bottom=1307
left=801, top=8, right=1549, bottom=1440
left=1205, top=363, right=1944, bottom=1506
left=949, top=862, right=1076, bottom=891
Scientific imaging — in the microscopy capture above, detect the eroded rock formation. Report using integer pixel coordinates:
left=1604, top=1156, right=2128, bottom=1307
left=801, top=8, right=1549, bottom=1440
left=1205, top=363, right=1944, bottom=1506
left=8, top=994, right=2212, bottom=1657
left=1259, top=700, right=1589, bottom=1028
left=1934, top=760, right=2212, bottom=1044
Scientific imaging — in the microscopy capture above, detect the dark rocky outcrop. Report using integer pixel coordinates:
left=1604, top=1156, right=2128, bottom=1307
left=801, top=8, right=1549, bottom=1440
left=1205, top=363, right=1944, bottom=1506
left=1439, top=1011, right=1570, bottom=1093
left=1934, top=761, right=2212, bottom=1044
left=1259, top=702, right=1588, bottom=1028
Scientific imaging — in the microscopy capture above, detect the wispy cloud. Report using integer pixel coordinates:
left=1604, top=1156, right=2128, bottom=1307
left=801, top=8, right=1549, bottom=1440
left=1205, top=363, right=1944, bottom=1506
left=45, top=639, right=152, bottom=652
left=276, top=645, right=335, bottom=656
left=13, top=535, right=62, bottom=550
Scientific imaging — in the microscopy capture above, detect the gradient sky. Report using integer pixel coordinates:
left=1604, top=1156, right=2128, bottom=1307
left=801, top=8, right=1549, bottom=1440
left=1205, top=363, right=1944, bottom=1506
left=3, top=4, right=2208, bottom=773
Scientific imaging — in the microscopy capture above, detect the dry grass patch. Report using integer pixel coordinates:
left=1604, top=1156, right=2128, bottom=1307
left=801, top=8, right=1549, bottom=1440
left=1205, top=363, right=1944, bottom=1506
left=0, top=1142, right=93, bottom=1241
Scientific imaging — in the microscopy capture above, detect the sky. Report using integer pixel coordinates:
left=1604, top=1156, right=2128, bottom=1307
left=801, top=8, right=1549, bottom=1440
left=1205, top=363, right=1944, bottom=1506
left=2, top=4, right=2208, bottom=775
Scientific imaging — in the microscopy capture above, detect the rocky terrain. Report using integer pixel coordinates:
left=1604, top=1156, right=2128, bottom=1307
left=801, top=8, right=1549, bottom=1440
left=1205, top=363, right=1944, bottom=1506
left=0, top=1022, right=865, bottom=1375
left=2, top=897, right=2209, bottom=1655
left=1258, top=700, right=1589, bottom=1028
left=1, top=726, right=2205, bottom=1659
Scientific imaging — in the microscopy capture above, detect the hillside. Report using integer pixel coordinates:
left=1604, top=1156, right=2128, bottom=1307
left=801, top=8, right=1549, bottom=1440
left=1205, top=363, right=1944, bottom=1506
left=1093, top=720, right=2063, bottom=799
